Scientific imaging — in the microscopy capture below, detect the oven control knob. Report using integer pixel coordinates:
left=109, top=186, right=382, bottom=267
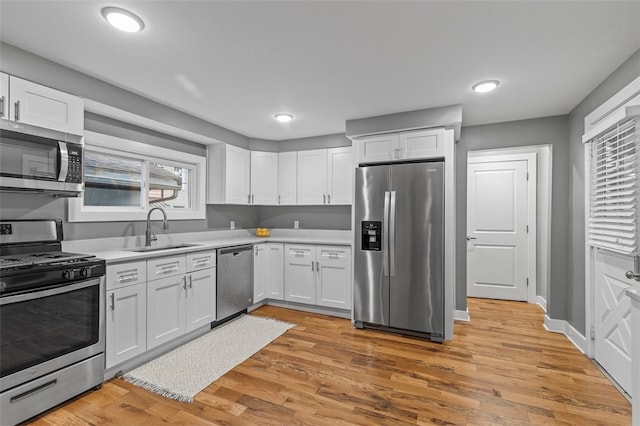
left=62, top=269, right=74, bottom=280
left=80, top=267, right=90, bottom=277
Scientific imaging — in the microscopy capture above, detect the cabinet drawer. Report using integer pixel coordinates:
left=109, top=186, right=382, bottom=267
left=106, top=261, right=147, bottom=290
left=186, top=250, right=216, bottom=272
left=318, top=246, right=350, bottom=263
left=285, top=244, right=314, bottom=260
left=147, top=255, right=186, bottom=280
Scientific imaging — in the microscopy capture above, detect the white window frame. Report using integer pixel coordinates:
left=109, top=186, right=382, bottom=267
left=69, top=131, right=206, bottom=222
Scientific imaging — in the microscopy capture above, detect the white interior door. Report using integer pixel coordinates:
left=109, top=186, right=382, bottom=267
left=594, top=250, right=634, bottom=396
left=467, top=160, right=529, bottom=301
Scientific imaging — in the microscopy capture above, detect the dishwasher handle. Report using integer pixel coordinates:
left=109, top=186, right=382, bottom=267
left=218, top=244, right=253, bottom=256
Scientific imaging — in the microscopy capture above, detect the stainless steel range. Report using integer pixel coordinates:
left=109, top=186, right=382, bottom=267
left=0, top=219, right=105, bottom=426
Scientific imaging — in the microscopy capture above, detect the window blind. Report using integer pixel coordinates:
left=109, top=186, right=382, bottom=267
left=589, top=118, right=639, bottom=255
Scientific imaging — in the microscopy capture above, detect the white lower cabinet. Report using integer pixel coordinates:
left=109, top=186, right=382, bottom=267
left=284, top=244, right=351, bottom=309
left=316, top=246, right=351, bottom=309
left=105, top=250, right=216, bottom=368
left=106, top=283, right=147, bottom=369
left=255, top=243, right=285, bottom=302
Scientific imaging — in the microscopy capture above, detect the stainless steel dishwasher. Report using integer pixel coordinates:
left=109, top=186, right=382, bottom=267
left=216, top=244, right=253, bottom=321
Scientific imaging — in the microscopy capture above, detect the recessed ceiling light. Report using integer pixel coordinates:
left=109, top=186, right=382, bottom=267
left=101, top=7, right=145, bottom=33
left=274, top=113, right=294, bottom=123
left=472, top=80, right=500, bottom=93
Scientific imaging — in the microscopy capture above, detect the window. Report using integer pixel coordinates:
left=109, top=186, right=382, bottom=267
left=588, top=118, right=639, bottom=255
left=69, top=131, right=206, bottom=222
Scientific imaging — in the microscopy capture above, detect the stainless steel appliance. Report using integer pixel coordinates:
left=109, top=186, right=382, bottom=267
left=354, top=161, right=445, bottom=342
left=216, top=244, right=253, bottom=321
left=0, top=119, right=84, bottom=196
left=0, top=220, right=105, bottom=426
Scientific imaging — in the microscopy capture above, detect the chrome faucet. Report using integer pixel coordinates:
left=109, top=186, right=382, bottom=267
left=145, top=207, right=169, bottom=247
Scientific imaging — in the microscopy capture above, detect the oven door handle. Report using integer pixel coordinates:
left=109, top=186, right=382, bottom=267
left=0, top=278, right=101, bottom=305
left=58, top=141, right=69, bottom=182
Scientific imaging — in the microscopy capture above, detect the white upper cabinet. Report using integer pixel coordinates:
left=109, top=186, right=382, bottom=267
left=326, top=147, right=353, bottom=205
left=207, top=144, right=251, bottom=204
left=297, top=149, right=328, bottom=205
left=355, top=128, right=446, bottom=164
left=6, top=74, right=84, bottom=135
left=0, top=73, right=8, bottom=121
left=250, top=151, right=278, bottom=205
left=356, top=133, right=399, bottom=164
left=277, top=151, right=297, bottom=205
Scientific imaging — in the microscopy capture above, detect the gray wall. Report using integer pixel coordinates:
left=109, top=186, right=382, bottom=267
left=258, top=205, right=351, bottom=230
left=566, top=49, right=640, bottom=334
left=456, top=116, right=570, bottom=314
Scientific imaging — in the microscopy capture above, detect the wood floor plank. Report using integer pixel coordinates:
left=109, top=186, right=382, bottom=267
left=26, top=298, right=631, bottom=425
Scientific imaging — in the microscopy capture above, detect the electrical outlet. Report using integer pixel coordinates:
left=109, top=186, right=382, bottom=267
left=294, top=220, right=300, bottom=229
left=230, top=221, right=235, bottom=230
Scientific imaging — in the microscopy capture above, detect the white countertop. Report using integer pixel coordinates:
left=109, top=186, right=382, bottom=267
left=63, top=228, right=352, bottom=264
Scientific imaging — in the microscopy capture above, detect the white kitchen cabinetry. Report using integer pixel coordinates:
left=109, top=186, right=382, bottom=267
left=0, top=72, right=8, bottom=120
left=4, top=73, right=84, bottom=135
left=297, top=147, right=353, bottom=205
left=316, top=246, right=351, bottom=309
left=250, top=151, right=278, bottom=205
left=284, top=245, right=317, bottom=304
left=254, top=242, right=284, bottom=302
left=355, top=128, right=445, bottom=164
left=207, top=144, right=251, bottom=204
left=326, top=147, right=353, bottom=205
left=284, top=244, right=351, bottom=308
left=106, top=282, right=147, bottom=369
left=253, top=244, right=268, bottom=303
left=266, top=243, right=284, bottom=300
left=297, top=149, right=328, bottom=205
left=277, top=152, right=297, bottom=205
left=147, top=251, right=216, bottom=349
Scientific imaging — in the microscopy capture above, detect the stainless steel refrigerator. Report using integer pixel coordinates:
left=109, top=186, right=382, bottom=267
left=353, top=161, right=445, bottom=342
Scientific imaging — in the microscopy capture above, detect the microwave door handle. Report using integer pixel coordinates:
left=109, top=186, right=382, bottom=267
left=58, top=141, right=69, bottom=182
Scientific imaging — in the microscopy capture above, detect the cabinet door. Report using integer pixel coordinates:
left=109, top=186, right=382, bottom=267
left=327, top=147, right=353, bottom=205
left=266, top=243, right=284, bottom=300
left=278, top=152, right=297, bottom=205
left=297, top=149, right=328, bottom=205
left=355, top=133, right=399, bottom=164
left=147, top=275, right=186, bottom=349
left=284, top=245, right=316, bottom=304
left=250, top=151, right=278, bottom=205
left=398, top=128, right=446, bottom=160
left=106, top=283, right=147, bottom=369
left=225, top=145, right=251, bottom=204
left=316, top=246, right=352, bottom=310
left=253, top=244, right=268, bottom=303
left=0, top=72, right=8, bottom=120
left=9, top=75, right=84, bottom=135
left=185, top=268, right=216, bottom=332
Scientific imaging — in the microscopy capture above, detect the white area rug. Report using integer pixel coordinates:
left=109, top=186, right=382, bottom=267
left=123, top=315, right=294, bottom=402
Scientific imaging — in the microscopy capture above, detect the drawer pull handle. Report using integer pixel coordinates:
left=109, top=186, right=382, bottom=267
left=160, top=265, right=179, bottom=273
left=10, top=380, right=57, bottom=403
left=117, top=273, right=138, bottom=282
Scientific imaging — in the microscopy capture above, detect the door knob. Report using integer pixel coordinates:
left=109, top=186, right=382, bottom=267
left=466, top=236, right=477, bottom=241
left=625, top=271, right=640, bottom=281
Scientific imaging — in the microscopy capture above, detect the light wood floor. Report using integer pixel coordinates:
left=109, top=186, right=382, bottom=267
left=28, top=298, right=631, bottom=425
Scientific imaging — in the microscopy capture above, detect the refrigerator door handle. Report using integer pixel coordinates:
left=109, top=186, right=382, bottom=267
left=383, top=191, right=390, bottom=276
left=389, top=191, right=396, bottom=277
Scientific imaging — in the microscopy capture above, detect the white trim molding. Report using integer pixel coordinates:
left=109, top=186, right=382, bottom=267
left=536, top=296, right=547, bottom=313
left=544, top=315, right=587, bottom=354
left=454, top=309, right=470, bottom=322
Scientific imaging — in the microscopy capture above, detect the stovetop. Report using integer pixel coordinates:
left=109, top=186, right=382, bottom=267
left=0, top=251, right=94, bottom=270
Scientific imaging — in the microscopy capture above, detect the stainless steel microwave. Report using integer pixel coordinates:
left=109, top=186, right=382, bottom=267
left=0, top=119, right=84, bottom=196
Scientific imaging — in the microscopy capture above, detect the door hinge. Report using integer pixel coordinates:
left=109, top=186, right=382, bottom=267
left=526, top=172, right=529, bottom=181
left=526, top=225, right=529, bottom=233
left=590, top=326, right=595, bottom=341
left=526, top=277, right=529, bottom=287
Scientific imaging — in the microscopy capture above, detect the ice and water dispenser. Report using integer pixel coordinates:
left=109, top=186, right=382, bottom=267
left=361, top=221, right=382, bottom=251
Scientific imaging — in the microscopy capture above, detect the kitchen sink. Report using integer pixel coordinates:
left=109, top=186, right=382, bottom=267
left=128, top=243, right=201, bottom=252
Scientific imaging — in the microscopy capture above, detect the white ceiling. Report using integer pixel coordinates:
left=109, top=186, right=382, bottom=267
left=1, top=1, right=639, bottom=141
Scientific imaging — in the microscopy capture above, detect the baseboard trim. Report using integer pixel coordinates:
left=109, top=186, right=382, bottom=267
left=544, top=315, right=587, bottom=354
left=455, top=309, right=470, bottom=322
left=536, top=296, right=547, bottom=313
